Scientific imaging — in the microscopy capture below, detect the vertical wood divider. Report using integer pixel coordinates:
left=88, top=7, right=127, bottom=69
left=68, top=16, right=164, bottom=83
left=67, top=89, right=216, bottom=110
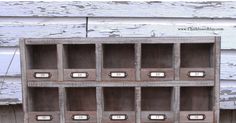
left=173, top=86, right=180, bottom=123
left=135, top=43, right=141, bottom=123
left=174, top=43, right=180, bottom=80
left=57, top=44, right=64, bottom=82
left=97, top=87, right=103, bottom=123
left=59, top=87, right=66, bottom=123
left=135, top=87, right=141, bottom=123
left=96, top=43, right=103, bottom=123
left=135, top=43, right=141, bottom=81
left=96, top=43, right=102, bottom=81
left=20, top=38, right=29, bottom=123
left=215, top=37, right=221, bottom=123
left=173, top=43, right=180, bottom=123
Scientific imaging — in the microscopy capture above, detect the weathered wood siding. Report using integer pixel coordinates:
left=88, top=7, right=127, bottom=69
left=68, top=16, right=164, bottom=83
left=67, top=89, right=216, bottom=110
left=0, top=1, right=236, bottom=18
left=0, top=104, right=23, bottom=123
left=220, top=110, right=236, bottom=123
left=0, top=0, right=235, bottom=113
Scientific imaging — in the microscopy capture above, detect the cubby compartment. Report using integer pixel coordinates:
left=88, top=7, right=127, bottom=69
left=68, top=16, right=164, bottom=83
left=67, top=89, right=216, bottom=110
left=103, top=87, right=135, bottom=123
left=141, top=44, right=174, bottom=81
left=63, top=44, right=96, bottom=81
left=28, top=87, right=60, bottom=123
left=141, top=87, right=174, bottom=123
left=180, top=87, right=213, bottom=122
left=65, top=87, right=97, bottom=123
left=102, top=44, right=135, bottom=81
left=180, top=43, right=214, bottom=80
left=26, top=45, right=58, bottom=81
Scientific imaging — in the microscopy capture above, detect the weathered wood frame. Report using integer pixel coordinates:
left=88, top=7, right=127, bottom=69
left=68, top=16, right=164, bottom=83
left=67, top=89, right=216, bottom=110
left=20, top=37, right=220, bottom=123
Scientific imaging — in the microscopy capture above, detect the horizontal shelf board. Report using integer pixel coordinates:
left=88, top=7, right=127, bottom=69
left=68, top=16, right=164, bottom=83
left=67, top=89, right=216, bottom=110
left=27, top=81, right=215, bottom=87
left=24, top=37, right=216, bottom=44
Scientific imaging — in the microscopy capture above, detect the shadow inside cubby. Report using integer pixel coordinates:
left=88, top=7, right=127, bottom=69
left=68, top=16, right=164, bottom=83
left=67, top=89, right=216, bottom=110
left=181, top=43, right=214, bottom=68
left=180, top=87, right=213, bottom=111
left=66, top=87, right=96, bottom=111
left=142, top=87, right=173, bottom=111
left=103, top=44, right=135, bottom=69
left=141, top=44, right=173, bottom=68
left=104, top=87, right=135, bottom=111
left=64, top=44, right=96, bottom=69
left=26, top=45, right=57, bottom=69
left=28, top=87, right=59, bottom=111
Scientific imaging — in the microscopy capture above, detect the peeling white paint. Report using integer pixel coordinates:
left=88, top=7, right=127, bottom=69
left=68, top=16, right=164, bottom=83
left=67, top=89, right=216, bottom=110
left=0, top=18, right=86, bottom=46
left=0, top=1, right=236, bottom=18
left=88, top=18, right=236, bottom=49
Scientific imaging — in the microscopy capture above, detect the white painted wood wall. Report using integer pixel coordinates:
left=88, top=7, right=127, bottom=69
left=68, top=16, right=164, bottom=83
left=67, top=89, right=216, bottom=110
left=0, top=1, right=236, bottom=109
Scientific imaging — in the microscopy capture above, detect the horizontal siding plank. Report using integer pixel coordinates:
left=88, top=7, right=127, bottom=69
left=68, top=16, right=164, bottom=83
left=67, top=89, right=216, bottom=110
left=0, top=78, right=22, bottom=105
left=0, top=1, right=236, bottom=18
left=0, top=18, right=86, bottom=46
left=0, top=48, right=235, bottom=80
left=221, top=80, right=236, bottom=109
left=88, top=18, right=236, bottom=49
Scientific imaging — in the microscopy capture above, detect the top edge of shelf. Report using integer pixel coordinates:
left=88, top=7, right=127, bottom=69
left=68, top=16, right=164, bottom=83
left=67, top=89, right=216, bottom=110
left=22, top=37, right=217, bottom=45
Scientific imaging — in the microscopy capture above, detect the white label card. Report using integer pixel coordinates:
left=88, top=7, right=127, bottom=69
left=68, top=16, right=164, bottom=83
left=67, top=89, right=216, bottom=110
left=110, top=72, right=127, bottom=78
left=36, top=115, right=52, bottom=121
left=71, top=72, right=88, bottom=78
left=188, top=71, right=205, bottom=77
left=188, top=114, right=205, bottom=120
left=34, top=72, right=51, bottom=78
left=149, top=72, right=165, bottom=78
left=149, top=114, right=166, bottom=120
left=110, top=114, right=127, bottom=120
left=72, top=114, right=89, bottom=121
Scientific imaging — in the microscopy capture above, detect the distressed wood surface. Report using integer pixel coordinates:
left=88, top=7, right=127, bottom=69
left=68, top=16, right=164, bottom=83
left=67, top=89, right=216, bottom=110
left=1, top=48, right=236, bottom=79
left=0, top=1, right=236, bottom=18
left=220, top=81, right=236, bottom=109
left=0, top=77, right=235, bottom=108
left=0, top=105, right=23, bottom=123
left=0, top=18, right=86, bottom=46
left=0, top=78, right=22, bottom=105
left=88, top=18, right=236, bottom=49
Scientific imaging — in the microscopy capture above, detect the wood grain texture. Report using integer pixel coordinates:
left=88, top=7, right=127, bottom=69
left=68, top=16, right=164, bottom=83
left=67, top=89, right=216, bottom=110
left=0, top=1, right=235, bottom=18
left=1, top=48, right=236, bottom=79
left=0, top=18, right=86, bottom=46
left=0, top=105, right=23, bottom=123
left=0, top=78, right=235, bottom=108
left=88, top=18, right=236, bottom=49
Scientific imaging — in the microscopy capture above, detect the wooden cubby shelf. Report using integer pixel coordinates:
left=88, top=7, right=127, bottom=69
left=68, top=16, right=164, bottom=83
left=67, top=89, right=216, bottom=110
left=20, top=37, right=220, bottom=123
left=63, top=44, right=96, bottom=81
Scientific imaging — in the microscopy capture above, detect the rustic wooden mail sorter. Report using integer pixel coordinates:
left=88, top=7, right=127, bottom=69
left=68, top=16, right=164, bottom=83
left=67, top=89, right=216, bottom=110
left=20, top=37, right=220, bottom=123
